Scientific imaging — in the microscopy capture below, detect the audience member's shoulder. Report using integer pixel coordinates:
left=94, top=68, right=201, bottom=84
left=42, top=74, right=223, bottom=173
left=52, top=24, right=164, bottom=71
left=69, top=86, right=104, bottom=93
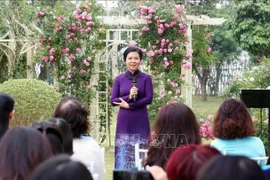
left=246, top=136, right=264, bottom=142
left=210, top=138, right=223, bottom=146
left=81, top=135, right=101, bottom=147
left=81, top=135, right=92, bottom=140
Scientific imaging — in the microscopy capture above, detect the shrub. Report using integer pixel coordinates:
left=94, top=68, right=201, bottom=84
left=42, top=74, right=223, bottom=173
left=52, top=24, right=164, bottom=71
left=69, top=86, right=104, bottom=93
left=224, top=58, right=270, bottom=98
left=0, top=79, right=62, bottom=127
left=198, top=115, right=214, bottom=141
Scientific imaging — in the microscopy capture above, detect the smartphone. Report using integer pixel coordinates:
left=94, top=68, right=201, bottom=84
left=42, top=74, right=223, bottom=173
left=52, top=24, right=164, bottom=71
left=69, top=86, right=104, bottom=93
left=113, top=169, right=154, bottom=180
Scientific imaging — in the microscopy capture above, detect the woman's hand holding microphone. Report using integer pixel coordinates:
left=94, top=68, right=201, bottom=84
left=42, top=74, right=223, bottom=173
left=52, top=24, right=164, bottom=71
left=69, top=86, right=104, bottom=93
left=113, top=86, right=139, bottom=109
left=129, top=86, right=138, bottom=100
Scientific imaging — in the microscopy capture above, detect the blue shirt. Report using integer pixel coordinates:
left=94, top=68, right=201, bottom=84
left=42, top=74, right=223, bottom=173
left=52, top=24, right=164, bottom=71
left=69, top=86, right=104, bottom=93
left=210, top=136, right=266, bottom=158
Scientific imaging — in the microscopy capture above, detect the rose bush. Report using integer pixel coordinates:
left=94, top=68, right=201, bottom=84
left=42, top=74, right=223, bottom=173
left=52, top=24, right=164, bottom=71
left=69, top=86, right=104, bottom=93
left=198, top=115, right=214, bottom=140
left=35, top=0, right=106, bottom=107
left=224, top=58, right=270, bottom=98
left=135, top=1, right=189, bottom=123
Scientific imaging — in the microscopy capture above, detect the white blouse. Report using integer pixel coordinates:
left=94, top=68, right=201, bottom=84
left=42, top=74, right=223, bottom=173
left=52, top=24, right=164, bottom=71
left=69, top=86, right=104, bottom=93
left=71, top=136, right=105, bottom=180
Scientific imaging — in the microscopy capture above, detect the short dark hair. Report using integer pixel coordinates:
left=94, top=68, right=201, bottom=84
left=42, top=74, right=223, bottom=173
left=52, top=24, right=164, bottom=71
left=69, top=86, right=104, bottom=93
left=32, top=120, right=65, bottom=155
left=145, top=103, right=201, bottom=169
left=213, top=98, right=255, bottom=139
left=0, top=93, right=14, bottom=139
left=0, top=126, right=53, bottom=180
left=123, top=46, right=143, bottom=61
left=47, top=118, right=73, bottom=155
left=53, top=96, right=90, bottom=138
left=166, top=145, right=221, bottom=180
left=28, top=154, right=93, bottom=180
left=197, top=155, right=267, bottom=180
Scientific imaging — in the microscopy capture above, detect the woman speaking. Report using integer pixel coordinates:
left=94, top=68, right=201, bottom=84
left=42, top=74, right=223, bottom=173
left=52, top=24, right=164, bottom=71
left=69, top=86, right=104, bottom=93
left=111, top=46, right=153, bottom=169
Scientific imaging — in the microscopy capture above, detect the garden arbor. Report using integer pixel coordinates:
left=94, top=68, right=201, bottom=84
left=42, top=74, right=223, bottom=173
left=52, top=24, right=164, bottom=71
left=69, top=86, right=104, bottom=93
left=0, top=23, right=37, bottom=79
left=182, top=15, right=226, bottom=106
left=92, top=15, right=226, bottom=146
left=0, top=10, right=226, bottom=146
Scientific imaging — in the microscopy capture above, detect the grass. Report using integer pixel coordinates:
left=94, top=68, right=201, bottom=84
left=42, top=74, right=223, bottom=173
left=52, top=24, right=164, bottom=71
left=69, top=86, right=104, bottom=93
left=192, top=95, right=225, bottom=117
left=102, top=95, right=225, bottom=180
left=103, top=146, right=114, bottom=180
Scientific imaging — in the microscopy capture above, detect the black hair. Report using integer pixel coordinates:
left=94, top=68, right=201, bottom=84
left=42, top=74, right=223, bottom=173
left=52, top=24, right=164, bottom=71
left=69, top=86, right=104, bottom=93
left=28, top=154, right=93, bottom=180
left=197, top=155, right=267, bottom=180
left=47, top=118, right=73, bottom=155
left=32, top=121, right=65, bottom=155
left=123, top=46, right=143, bottom=61
left=0, top=93, right=14, bottom=139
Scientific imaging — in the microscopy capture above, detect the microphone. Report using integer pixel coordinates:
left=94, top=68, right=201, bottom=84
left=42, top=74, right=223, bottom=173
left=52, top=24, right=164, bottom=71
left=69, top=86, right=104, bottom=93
left=132, top=77, right=137, bottom=101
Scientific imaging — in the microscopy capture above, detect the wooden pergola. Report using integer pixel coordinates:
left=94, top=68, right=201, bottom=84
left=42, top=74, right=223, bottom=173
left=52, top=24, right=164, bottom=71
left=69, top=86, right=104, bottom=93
left=182, top=15, right=226, bottom=107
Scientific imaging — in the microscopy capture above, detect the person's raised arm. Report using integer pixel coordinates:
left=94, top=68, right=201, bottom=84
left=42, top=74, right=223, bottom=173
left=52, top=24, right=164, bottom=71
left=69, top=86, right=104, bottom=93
left=129, top=76, right=153, bottom=109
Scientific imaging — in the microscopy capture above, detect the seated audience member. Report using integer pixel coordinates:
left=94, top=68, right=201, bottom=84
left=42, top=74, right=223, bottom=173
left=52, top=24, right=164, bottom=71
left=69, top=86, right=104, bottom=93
left=47, top=118, right=73, bottom=155
left=145, top=102, right=201, bottom=169
left=261, top=153, right=270, bottom=179
left=32, top=121, right=65, bottom=155
left=210, top=98, right=265, bottom=158
left=0, top=93, right=15, bottom=139
left=0, top=126, right=53, bottom=180
left=32, top=118, right=73, bottom=155
left=28, top=154, right=93, bottom=180
left=53, top=96, right=105, bottom=180
left=166, top=145, right=221, bottom=180
left=197, top=155, right=267, bottom=180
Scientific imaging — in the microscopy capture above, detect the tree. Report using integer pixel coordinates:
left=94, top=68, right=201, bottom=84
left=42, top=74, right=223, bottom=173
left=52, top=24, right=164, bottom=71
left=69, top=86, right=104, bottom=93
left=187, top=0, right=217, bottom=16
left=0, top=0, right=37, bottom=78
left=192, top=27, right=216, bottom=101
left=211, top=24, right=241, bottom=95
left=230, top=0, right=270, bottom=58
left=186, top=0, right=225, bottom=101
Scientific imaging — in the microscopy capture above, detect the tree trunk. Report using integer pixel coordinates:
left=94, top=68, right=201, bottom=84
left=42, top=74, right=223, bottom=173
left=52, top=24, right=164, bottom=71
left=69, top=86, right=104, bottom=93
left=13, top=42, right=23, bottom=78
left=214, top=63, right=222, bottom=96
left=199, top=68, right=210, bottom=101
left=7, top=29, right=16, bottom=77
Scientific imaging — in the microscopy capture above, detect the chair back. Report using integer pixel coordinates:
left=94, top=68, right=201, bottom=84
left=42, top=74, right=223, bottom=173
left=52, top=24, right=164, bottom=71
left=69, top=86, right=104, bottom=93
left=251, top=156, right=269, bottom=166
left=135, top=143, right=148, bottom=170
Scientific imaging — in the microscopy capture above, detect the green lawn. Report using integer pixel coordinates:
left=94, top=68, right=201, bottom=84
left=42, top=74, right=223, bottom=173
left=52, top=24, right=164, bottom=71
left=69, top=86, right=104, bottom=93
left=103, top=146, right=114, bottom=180
left=192, top=95, right=225, bottom=117
left=103, top=95, right=225, bottom=180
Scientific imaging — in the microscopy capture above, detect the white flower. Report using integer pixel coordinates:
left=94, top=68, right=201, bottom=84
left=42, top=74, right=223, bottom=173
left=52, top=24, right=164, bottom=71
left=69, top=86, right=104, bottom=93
left=250, top=77, right=254, bottom=82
